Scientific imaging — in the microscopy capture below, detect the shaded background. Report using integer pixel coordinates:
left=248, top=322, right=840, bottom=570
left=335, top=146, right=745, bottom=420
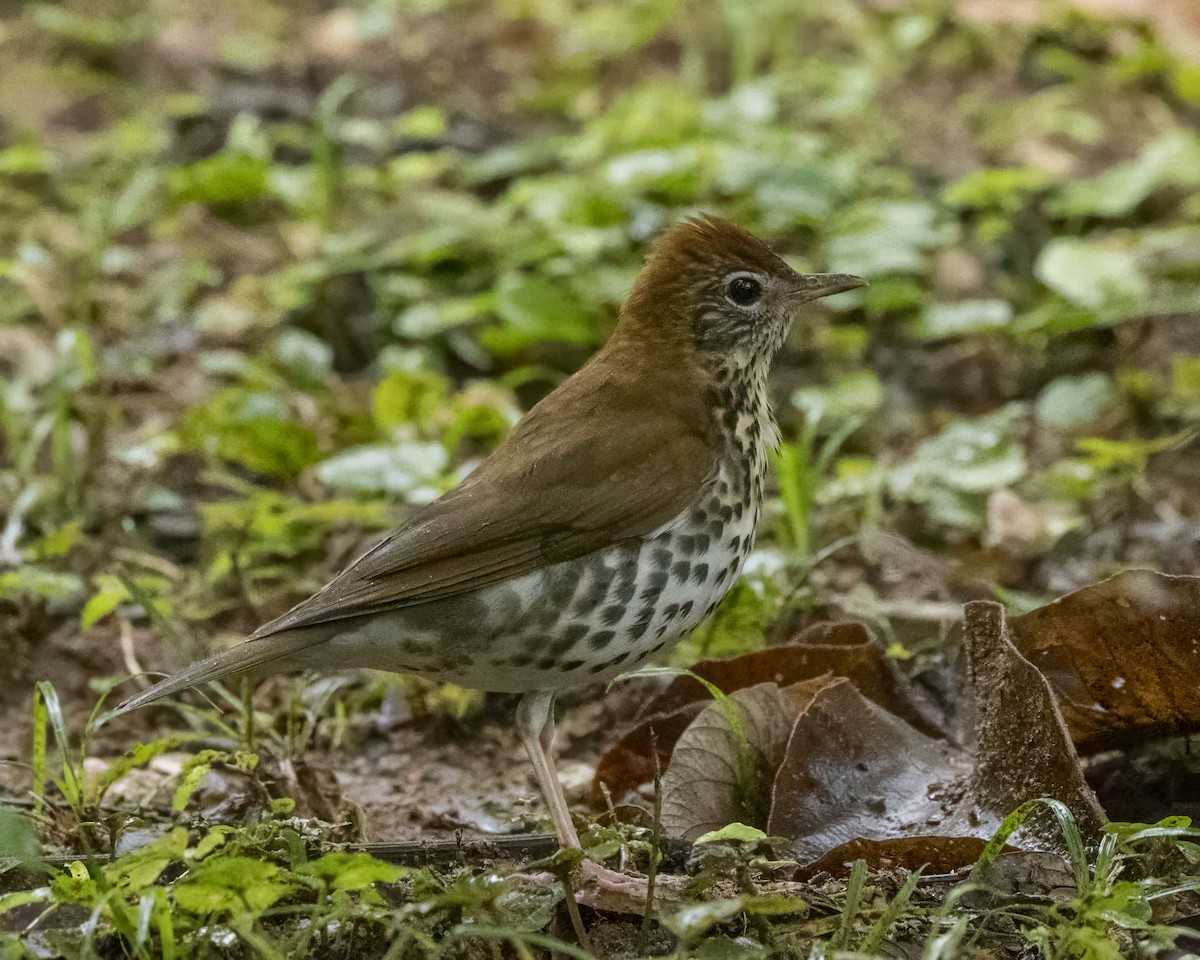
left=1, top=0, right=1199, bottom=839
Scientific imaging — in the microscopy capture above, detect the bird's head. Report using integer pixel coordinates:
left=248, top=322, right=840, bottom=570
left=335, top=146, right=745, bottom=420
left=619, top=215, right=864, bottom=380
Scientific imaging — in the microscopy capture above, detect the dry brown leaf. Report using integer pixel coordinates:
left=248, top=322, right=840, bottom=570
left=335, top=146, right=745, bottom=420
left=767, top=678, right=975, bottom=861
left=964, top=602, right=1107, bottom=846
left=593, top=620, right=937, bottom=808
left=605, top=597, right=1119, bottom=871
left=1009, top=571, right=1200, bottom=754
left=659, top=679, right=837, bottom=841
left=765, top=602, right=1104, bottom=869
left=590, top=701, right=704, bottom=809
left=642, top=621, right=937, bottom=733
left=795, top=836, right=993, bottom=879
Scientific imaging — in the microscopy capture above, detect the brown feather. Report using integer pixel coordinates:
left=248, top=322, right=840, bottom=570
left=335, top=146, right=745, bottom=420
left=246, top=293, right=716, bottom=641
left=622, top=214, right=800, bottom=325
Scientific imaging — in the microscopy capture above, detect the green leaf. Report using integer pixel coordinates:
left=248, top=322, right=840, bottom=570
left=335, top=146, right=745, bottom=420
left=792, top=370, right=882, bottom=426
left=0, top=143, right=50, bottom=176
left=1049, top=133, right=1200, bottom=219
left=860, top=276, right=925, bottom=314
left=1173, top=62, right=1200, bottom=105
left=483, top=272, right=595, bottom=355
left=663, top=897, right=745, bottom=940
left=393, top=294, right=493, bottom=338
left=372, top=368, right=450, bottom=431
left=314, top=442, right=448, bottom=496
left=170, top=153, right=270, bottom=211
left=0, top=888, right=52, bottom=919
left=172, top=856, right=293, bottom=915
left=192, top=827, right=234, bottom=861
left=0, top=567, right=85, bottom=605
left=0, top=805, right=44, bottom=870
left=1036, top=373, right=1116, bottom=428
left=181, top=388, right=321, bottom=477
left=943, top=167, right=1053, bottom=210
left=915, top=299, right=1013, bottom=339
left=90, top=735, right=198, bottom=808
left=272, top=329, right=333, bottom=384
left=82, top=574, right=131, bottom=630
left=827, top=200, right=956, bottom=276
left=393, top=105, right=447, bottom=140
left=572, top=82, right=704, bottom=160
left=51, top=860, right=97, bottom=905
left=1035, top=238, right=1148, bottom=312
left=694, top=822, right=770, bottom=845
left=299, top=851, right=406, bottom=891
left=32, top=520, right=83, bottom=560
left=105, top=828, right=188, bottom=893
left=1076, top=435, right=1180, bottom=473
left=1171, top=355, right=1200, bottom=404
left=692, top=937, right=769, bottom=960
left=172, top=749, right=224, bottom=813
left=889, top=406, right=1027, bottom=530
left=897, top=407, right=1027, bottom=494
left=603, top=147, right=703, bottom=202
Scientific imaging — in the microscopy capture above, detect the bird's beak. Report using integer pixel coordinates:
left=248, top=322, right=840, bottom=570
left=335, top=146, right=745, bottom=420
left=787, top=273, right=867, bottom=302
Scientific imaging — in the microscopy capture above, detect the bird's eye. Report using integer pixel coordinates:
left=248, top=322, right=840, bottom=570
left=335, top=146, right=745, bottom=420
left=726, top=276, right=762, bottom=307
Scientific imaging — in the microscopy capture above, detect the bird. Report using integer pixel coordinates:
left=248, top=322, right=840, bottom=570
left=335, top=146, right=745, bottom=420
left=112, top=215, right=863, bottom=855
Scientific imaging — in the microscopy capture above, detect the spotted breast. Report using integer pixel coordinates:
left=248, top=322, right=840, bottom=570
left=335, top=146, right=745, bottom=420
left=318, top=450, right=761, bottom=692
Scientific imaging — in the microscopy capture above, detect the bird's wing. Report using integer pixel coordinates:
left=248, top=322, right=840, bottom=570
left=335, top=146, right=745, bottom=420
left=247, top=374, right=715, bottom=640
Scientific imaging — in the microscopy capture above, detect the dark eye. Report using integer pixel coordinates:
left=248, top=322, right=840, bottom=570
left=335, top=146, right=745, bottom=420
left=727, top=276, right=762, bottom=307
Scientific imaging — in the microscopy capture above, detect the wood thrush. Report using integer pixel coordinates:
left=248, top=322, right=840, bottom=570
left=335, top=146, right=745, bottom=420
left=114, top=215, right=863, bottom=851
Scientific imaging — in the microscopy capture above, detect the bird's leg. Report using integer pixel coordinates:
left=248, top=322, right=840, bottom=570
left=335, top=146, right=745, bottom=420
left=516, top=690, right=595, bottom=949
left=513, top=691, right=689, bottom=923
left=516, top=689, right=580, bottom=849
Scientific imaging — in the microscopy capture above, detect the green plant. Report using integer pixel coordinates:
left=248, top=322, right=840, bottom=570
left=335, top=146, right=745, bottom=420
left=774, top=410, right=863, bottom=563
left=971, top=801, right=1200, bottom=959
left=30, top=681, right=239, bottom=848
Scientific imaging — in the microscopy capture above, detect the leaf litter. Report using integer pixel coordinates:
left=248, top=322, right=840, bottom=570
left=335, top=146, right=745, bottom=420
left=599, top=574, right=1200, bottom=878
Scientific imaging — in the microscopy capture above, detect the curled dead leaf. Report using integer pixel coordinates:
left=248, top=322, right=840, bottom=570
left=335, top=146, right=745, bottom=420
left=642, top=621, right=938, bottom=733
left=767, top=678, right=974, bottom=862
left=590, top=701, right=703, bottom=810
left=794, top=836, right=992, bottom=879
left=963, top=601, right=1107, bottom=846
left=689, top=602, right=1102, bottom=870
left=602, top=594, right=1128, bottom=874
left=660, top=680, right=836, bottom=842
left=593, top=620, right=936, bottom=808
left=1009, top=571, right=1200, bottom=753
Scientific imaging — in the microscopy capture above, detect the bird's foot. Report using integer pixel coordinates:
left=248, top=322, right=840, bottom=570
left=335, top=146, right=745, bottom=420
left=572, top=857, right=685, bottom=913
left=514, top=858, right=685, bottom=916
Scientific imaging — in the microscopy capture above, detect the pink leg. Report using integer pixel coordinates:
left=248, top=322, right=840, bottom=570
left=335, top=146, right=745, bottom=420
left=516, top=690, right=580, bottom=849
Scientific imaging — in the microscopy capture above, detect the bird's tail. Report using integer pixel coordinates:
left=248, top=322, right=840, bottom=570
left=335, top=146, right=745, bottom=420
left=109, top=630, right=326, bottom=719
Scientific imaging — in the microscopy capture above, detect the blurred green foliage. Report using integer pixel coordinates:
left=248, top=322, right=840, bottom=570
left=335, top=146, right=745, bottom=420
left=0, top=0, right=1199, bottom=951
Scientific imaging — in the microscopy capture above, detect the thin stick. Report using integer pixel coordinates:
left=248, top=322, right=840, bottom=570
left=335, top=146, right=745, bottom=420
left=559, top=872, right=594, bottom=956
left=641, top=730, right=663, bottom=937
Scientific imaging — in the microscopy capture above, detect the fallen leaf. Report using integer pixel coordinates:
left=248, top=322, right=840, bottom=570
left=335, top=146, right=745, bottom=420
left=795, top=836, right=992, bottom=879
left=1009, top=571, right=1200, bottom=753
left=767, top=678, right=973, bottom=861
left=765, top=602, right=1104, bottom=868
left=660, top=680, right=835, bottom=841
left=593, top=621, right=936, bottom=807
left=590, top=700, right=703, bottom=809
left=962, top=601, right=1107, bottom=847
left=643, top=621, right=937, bottom=732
